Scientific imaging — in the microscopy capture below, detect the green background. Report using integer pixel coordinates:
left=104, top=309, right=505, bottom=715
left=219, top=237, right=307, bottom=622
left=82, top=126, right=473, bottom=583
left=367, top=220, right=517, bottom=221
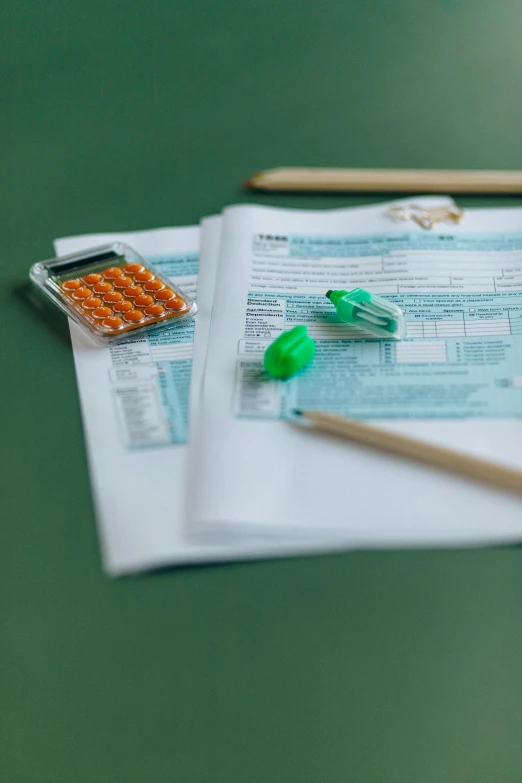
left=2, top=1, right=522, bottom=780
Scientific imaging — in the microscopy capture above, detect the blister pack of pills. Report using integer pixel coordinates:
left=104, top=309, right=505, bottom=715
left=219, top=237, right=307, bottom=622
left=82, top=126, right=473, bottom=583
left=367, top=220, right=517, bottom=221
left=30, top=242, right=197, bottom=344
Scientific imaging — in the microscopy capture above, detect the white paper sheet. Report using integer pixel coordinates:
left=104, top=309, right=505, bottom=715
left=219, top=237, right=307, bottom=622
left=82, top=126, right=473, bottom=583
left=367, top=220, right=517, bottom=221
left=55, top=223, right=347, bottom=574
left=191, top=200, right=522, bottom=546
left=55, top=227, right=204, bottom=573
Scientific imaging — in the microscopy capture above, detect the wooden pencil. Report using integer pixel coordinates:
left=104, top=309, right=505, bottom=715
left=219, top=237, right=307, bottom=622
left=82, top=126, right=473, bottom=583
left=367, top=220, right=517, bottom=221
left=294, top=410, right=522, bottom=498
left=244, top=167, right=522, bottom=194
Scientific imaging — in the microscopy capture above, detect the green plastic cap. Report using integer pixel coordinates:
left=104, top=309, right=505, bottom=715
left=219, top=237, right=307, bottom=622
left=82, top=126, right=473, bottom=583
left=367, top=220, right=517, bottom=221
left=264, top=325, right=316, bottom=378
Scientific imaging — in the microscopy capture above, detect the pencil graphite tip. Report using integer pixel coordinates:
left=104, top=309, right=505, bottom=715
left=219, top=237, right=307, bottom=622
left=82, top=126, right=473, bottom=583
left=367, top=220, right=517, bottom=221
left=292, top=409, right=303, bottom=416
left=242, top=172, right=262, bottom=189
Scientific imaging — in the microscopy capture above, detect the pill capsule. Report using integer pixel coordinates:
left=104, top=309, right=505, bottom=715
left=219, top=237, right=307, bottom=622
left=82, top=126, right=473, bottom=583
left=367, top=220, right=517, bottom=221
left=264, top=325, right=315, bottom=378
left=145, top=304, right=165, bottom=317
left=83, top=273, right=102, bottom=285
left=103, top=290, right=123, bottom=303
left=113, top=300, right=134, bottom=313
left=124, top=309, right=144, bottom=323
left=92, top=306, right=112, bottom=319
left=134, top=269, right=154, bottom=283
left=62, top=279, right=81, bottom=291
left=72, top=287, right=92, bottom=300
left=144, top=279, right=164, bottom=292
left=82, top=297, right=103, bottom=309
left=155, top=288, right=174, bottom=301
left=123, top=285, right=143, bottom=298
left=134, top=293, right=154, bottom=307
left=104, top=266, right=123, bottom=279
left=124, top=262, right=144, bottom=274
left=103, top=316, right=123, bottom=329
left=113, top=275, right=133, bottom=289
left=93, top=281, right=113, bottom=294
left=165, top=296, right=186, bottom=311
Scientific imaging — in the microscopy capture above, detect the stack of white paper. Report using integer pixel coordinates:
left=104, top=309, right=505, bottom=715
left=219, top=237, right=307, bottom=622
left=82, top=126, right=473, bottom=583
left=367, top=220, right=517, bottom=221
left=55, top=197, right=522, bottom=575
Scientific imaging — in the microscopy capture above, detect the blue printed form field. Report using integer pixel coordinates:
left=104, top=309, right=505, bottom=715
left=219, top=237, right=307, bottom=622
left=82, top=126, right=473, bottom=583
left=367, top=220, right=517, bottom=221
left=107, top=253, right=198, bottom=448
left=234, top=233, right=522, bottom=420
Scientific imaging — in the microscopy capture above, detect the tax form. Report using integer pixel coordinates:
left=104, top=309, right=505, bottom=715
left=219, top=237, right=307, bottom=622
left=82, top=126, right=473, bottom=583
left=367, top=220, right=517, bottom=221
left=56, top=223, right=349, bottom=574
left=55, top=227, right=203, bottom=573
left=191, top=201, right=522, bottom=546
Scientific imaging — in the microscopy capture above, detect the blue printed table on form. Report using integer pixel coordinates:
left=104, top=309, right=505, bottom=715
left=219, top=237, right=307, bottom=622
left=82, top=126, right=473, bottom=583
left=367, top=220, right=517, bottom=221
left=107, top=252, right=198, bottom=447
left=235, top=232, right=522, bottom=420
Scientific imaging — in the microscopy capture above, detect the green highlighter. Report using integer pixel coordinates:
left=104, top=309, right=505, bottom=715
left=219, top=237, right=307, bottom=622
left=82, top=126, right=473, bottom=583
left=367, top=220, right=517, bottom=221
left=326, top=288, right=405, bottom=339
left=264, top=325, right=316, bottom=378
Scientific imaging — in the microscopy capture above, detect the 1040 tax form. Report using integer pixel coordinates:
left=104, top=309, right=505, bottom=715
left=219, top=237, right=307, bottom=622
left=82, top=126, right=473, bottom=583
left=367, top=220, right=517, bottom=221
left=191, top=201, right=522, bottom=546
left=55, top=222, right=351, bottom=574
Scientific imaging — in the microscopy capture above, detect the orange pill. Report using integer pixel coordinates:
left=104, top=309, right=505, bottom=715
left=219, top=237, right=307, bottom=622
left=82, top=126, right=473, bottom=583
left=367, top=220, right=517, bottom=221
left=62, top=279, right=81, bottom=291
left=145, top=304, right=165, bottom=317
left=103, top=266, right=123, bottom=279
left=134, top=269, right=154, bottom=283
left=124, top=309, right=144, bottom=323
left=134, top=293, right=154, bottom=307
left=155, top=288, right=175, bottom=301
left=113, top=275, right=133, bottom=289
left=72, top=287, right=92, bottom=300
left=124, top=262, right=144, bottom=274
left=103, top=316, right=123, bottom=329
left=93, top=306, right=112, bottom=319
left=113, top=300, right=134, bottom=313
left=165, top=296, right=186, bottom=311
left=82, top=297, right=103, bottom=309
left=93, top=281, right=112, bottom=294
left=83, top=273, right=102, bottom=285
left=144, top=279, right=164, bottom=292
left=104, top=290, right=123, bottom=303
left=123, top=285, right=143, bottom=298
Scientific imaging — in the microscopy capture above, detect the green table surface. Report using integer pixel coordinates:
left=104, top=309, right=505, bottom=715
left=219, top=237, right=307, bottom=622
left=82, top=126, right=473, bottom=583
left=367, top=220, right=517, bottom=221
left=3, top=1, right=522, bottom=780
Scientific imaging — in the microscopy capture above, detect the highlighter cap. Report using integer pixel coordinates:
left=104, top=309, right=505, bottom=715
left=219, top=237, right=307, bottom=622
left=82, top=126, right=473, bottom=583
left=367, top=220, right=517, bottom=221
left=264, top=325, right=316, bottom=378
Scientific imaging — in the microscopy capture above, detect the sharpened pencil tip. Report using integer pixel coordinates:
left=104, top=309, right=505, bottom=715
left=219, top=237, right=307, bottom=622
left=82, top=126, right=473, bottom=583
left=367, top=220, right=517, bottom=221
left=242, top=172, right=262, bottom=189
left=292, top=409, right=303, bottom=416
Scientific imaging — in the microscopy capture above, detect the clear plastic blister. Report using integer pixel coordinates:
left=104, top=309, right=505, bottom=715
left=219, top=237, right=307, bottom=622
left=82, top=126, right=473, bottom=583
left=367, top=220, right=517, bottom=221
left=30, top=242, right=197, bottom=344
